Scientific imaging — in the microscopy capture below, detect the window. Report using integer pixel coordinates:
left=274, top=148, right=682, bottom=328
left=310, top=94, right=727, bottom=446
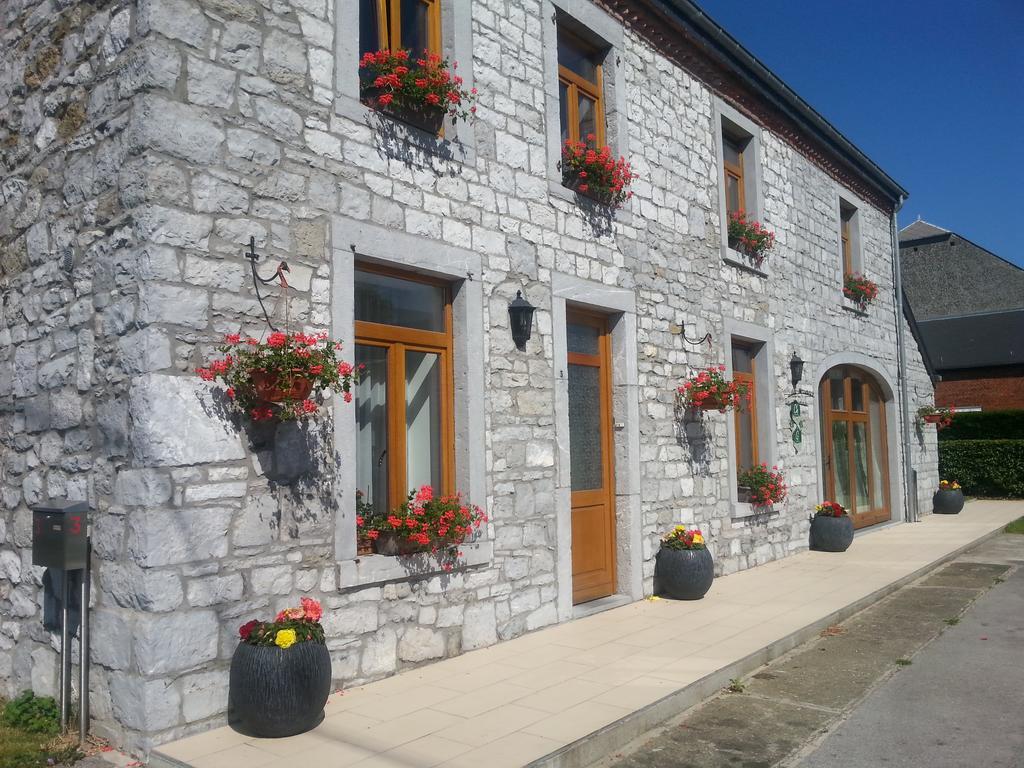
left=359, top=0, right=441, bottom=58
left=723, top=133, right=746, bottom=219
left=557, top=24, right=605, bottom=146
left=354, top=266, right=454, bottom=517
left=732, top=341, right=758, bottom=476
left=840, top=202, right=855, bottom=276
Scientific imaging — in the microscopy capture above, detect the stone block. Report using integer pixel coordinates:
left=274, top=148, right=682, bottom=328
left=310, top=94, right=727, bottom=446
left=89, top=609, right=132, bottom=670
left=250, top=565, right=292, bottom=595
left=129, top=374, right=244, bottom=466
left=183, top=482, right=247, bottom=503
left=462, top=601, right=498, bottom=651
left=398, top=627, right=446, bottom=663
left=361, top=626, right=396, bottom=677
left=127, top=507, right=232, bottom=566
left=187, top=56, right=236, bottom=107
left=100, top=563, right=183, bottom=612
left=115, top=469, right=172, bottom=507
left=187, top=574, right=244, bottom=607
left=181, top=670, right=229, bottom=722
left=137, top=0, right=209, bottom=48
left=117, top=328, right=172, bottom=374
left=109, top=672, right=183, bottom=731
left=131, top=95, right=224, bottom=164
left=50, top=391, right=83, bottom=430
left=322, top=603, right=377, bottom=637
left=234, top=490, right=276, bottom=547
left=263, top=30, right=307, bottom=81
left=227, top=128, right=281, bottom=165
left=253, top=97, right=302, bottom=138
left=192, top=175, right=249, bottom=215
left=133, top=611, right=220, bottom=675
left=134, top=205, right=213, bottom=250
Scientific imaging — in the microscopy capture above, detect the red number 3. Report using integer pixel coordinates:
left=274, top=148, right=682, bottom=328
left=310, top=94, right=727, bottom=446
left=69, top=516, right=81, bottom=535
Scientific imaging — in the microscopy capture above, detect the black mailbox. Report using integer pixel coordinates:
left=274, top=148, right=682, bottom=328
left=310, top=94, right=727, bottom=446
left=32, top=500, right=89, bottom=570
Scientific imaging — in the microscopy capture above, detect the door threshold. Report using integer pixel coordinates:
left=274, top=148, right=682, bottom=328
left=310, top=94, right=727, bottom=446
left=573, top=593, right=633, bottom=619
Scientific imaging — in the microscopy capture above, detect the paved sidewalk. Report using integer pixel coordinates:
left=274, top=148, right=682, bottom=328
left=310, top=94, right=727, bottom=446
left=151, top=501, right=1023, bottom=768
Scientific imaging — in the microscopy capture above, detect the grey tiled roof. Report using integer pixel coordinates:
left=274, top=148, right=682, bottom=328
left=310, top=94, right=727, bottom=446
left=916, top=310, right=1024, bottom=371
left=898, top=219, right=949, bottom=242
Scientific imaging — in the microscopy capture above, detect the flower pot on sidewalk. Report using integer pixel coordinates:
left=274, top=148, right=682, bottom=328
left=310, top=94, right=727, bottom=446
left=933, top=488, right=964, bottom=515
left=810, top=514, right=854, bottom=552
left=655, top=546, right=714, bottom=600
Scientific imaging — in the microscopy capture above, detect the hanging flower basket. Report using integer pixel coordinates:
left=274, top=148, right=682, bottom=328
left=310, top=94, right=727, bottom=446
left=560, top=135, right=636, bottom=210
left=677, top=365, right=750, bottom=412
left=359, top=49, right=477, bottom=133
left=197, top=331, right=357, bottom=421
left=917, top=405, right=955, bottom=429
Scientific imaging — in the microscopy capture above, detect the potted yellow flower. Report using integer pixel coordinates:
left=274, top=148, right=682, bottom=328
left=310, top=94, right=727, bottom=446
left=229, top=597, right=330, bottom=737
left=933, top=479, right=964, bottom=515
left=655, top=526, right=714, bottom=600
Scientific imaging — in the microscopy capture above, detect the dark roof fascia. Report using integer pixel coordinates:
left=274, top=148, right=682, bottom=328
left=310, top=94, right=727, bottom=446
left=898, top=233, right=953, bottom=248
left=643, top=0, right=909, bottom=205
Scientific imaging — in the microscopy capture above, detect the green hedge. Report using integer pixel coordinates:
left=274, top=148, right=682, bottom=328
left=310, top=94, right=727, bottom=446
left=938, top=440, right=1024, bottom=498
left=940, top=410, right=1024, bottom=440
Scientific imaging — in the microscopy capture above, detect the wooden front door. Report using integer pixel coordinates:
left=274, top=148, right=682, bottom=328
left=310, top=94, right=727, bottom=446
left=567, top=310, right=616, bottom=604
left=820, top=367, right=891, bottom=529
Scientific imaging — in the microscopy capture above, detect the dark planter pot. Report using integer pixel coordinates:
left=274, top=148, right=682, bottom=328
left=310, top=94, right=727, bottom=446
left=361, top=86, right=446, bottom=134
left=655, top=546, right=714, bottom=600
left=933, top=488, right=964, bottom=515
left=229, top=641, right=331, bottom=738
left=810, top=514, right=854, bottom=552
left=249, top=369, right=313, bottom=404
left=562, top=174, right=616, bottom=207
left=371, top=531, right=426, bottom=556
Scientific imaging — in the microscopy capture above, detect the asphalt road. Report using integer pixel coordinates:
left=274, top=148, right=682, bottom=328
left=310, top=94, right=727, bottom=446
left=796, top=567, right=1024, bottom=768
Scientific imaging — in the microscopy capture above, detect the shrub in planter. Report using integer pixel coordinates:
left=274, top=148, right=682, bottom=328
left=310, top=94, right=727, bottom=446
left=359, top=49, right=477, bottom=133
left=933, top=479, right=965, bottom=515
left=230, top=597, right=331, bottom=738
left=357, top=485, right=487, bottom=571
left=677, top=365, right=750, bottom=412
left=560, top=135, right=636, bottom=209
left=737, top=463, right=787, bottom=507
left=843, top=272, right=879, bottom=310
left=655, top=526, right=714, bottom=600
left=727, top=210, right=775, bottom=268
left=809, top=501, right=854, bottom=552
left=198, top=331, right=357, bottom=421
left=917, top=404, right=955, bottom=429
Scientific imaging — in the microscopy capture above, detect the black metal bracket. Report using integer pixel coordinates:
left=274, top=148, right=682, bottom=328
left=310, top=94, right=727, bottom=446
left=245, top=236, right=289, bottom=332
left=679, top=320, right=712, bottom=347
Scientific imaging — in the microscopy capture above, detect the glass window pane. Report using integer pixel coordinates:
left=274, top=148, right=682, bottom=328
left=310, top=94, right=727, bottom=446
left=829, top=373, right=845, bottom=411
left=355, top=270, right=445, bottom=331
left=568, top=363, right=603, bottom=491
left=400, top=0, right=431, bottom=55
left=853, top=422, right=869, bottom=510
left=360, top=0, right=382, bottom=57
left=870, top=395, right=886, bottom=508
left=405, top=350, right=442, bottom=493
left=725, top=173, right=741, bottom=216
left=559, top=80, right=570, bottom=143
left=736, top=408, right=755, bottom=474
left=558, top=28, right=598, bottom=82
left=567, top=321, right=600, bottom=355
left=577, top=93, right=597, bottom=143
left=831, top=420, right=850, bottom=510
left=850, top=378, right=865, bottom=411
left=732, top=344, right=754, bottom=374
left=355, top=345, right=389, bottom=515
left=723, top=137, right=741, bottom=167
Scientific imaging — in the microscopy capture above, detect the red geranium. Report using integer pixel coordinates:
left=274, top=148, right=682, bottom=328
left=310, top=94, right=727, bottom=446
left=359, top=49, right=477, bottom=123
left=843, top=273, right=879, bottom=310
left=728, top=210, right=776, bottom=268
left=677, top=365, right=750, bottom=412
left=560, top=135, right=635, bottom=210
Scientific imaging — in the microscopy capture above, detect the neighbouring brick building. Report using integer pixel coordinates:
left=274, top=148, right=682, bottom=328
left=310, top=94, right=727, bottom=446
left=899, top=220, right=1024, bottom=411
left=2, top=0, right=938, bottom=753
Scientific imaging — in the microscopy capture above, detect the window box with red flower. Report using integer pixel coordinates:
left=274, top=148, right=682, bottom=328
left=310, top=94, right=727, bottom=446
left=677, top=365, right=751, bottom=413
left=736, top=463, right=787, bottom=507
left=843, top=272, right=879, bottom=311
left=359, top=49, right=477, bottom=135
left=230, top=597, right=330, bottom=738
left=197, top=331, right=357, bottom=422
left=727, top=210, right=776, bottom=269
left=917, top=404, right=955, bottom=429
left=810, top=501, right=853, bottom=551
left=356, top=485, right=487, bottom=572
left=560, top=135, right=635, bottom=210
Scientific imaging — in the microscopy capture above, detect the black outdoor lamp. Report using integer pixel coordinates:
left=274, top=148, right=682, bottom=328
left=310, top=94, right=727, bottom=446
left=508, top=290, right=536, bottom=351
left=790, top=352, right=805, bottom=389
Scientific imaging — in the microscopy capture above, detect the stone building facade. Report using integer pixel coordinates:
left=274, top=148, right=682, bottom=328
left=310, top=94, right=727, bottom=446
left=1, top=0, right=938, bottom=753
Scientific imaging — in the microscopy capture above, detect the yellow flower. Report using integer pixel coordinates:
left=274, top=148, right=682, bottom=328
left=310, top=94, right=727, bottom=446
left=692, top=533, right=704, bottom=545
left=275, top=629, right=297, bottom=649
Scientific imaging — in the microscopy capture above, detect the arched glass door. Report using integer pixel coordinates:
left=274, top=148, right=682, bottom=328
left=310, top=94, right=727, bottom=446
left=819, top=367, right=891, bottom=529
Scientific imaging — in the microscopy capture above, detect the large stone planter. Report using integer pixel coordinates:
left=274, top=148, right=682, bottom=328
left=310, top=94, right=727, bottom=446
left=810, top=514, right=854, bottom=552
left=228, top=641, right=331, bottom=738
left=655, top=546, right=714, bottom=600
left=933, top=488, right=965, bottom=515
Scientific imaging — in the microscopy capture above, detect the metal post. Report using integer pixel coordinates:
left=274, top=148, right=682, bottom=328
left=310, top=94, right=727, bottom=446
left=60, top=573, right=71, bottom=730
left=79, top=545, right=90, bottom=742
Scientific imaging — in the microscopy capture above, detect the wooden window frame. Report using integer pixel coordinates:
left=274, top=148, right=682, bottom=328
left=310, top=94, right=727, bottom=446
left=354, top=263, right=455, bottom=513
left=821, top=368, right=891, bottom=527
left=840, top=205, right=854, bottom=277
left=723, top=133, right=746, bottom=217
left=557, top=28, right=606, bottom=147
left=732, top=342, right=758, bottom=474
left=368, top=0, right=442, bottom=55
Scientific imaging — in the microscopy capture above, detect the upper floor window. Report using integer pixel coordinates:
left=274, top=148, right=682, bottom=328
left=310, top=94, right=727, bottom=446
left=723, top=133, right=746, bottom=219
left=359, top=0, right=441, bottom=58
left=354, top=266, right=454, bottom=518
left=840, top=202, right=855, bottom=276
left=557, top=25, right=606, bottom=146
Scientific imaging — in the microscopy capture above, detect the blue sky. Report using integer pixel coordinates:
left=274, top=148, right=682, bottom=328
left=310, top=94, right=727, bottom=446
left=695, top=0, right=1024, bottom=267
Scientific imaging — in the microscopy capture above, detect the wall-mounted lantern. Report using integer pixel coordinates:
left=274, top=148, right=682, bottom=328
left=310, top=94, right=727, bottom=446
left=508, top=291, right=536, bottom=351
left=790, top=352, right=805, bottom=389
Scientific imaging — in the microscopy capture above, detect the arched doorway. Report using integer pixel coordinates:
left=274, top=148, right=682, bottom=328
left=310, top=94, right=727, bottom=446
left=819, top=366, right=891, bottom=528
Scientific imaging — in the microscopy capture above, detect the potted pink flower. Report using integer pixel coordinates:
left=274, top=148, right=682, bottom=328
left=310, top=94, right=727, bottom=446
left=560, top=135, right=635, bottom=209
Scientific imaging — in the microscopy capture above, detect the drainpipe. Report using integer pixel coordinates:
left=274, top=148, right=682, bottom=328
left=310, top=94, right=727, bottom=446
left=890, top=195, right=916, bottom=522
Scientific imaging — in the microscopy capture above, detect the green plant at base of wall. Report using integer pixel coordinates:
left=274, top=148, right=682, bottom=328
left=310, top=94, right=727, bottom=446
left=1, top=692, right=60, bottom=735
left=938, top=439, right=1024, bottom=498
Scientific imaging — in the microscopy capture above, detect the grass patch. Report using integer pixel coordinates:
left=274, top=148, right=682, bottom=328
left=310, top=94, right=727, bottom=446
left=895, top=658, right=913, bottom=666
left=944, top=617, right=960, bottom=626
left=726, top=677, right=746, bottom=693
left=0, top=695, right=82, bottom=768
left=1005, top=517, right=1024, bottom=535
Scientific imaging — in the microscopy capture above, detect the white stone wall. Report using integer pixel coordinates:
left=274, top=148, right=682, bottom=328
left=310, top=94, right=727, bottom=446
left=0, top=0, right=939, bottom=752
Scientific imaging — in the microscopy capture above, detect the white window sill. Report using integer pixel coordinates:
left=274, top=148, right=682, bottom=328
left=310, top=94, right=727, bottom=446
left=547, top=179, right=633, bottom=225
left=338, top=540, right=492, bottom=590
left=334, top=95, right=475, bottom=166
left=729, top=502, right=779, bottom=523
left=723, top=248, right=768, bottom=277
left=841, top=296, right=868, bottom=316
